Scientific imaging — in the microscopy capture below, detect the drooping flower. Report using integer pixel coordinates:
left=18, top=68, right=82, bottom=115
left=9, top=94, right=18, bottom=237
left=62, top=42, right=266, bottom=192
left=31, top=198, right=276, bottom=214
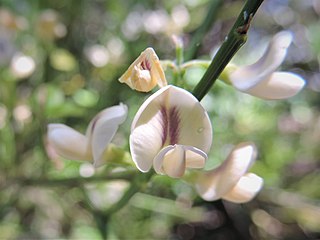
left=47, top=103, right=128, bottom=167
left=195, top=142, right=263, bottom=203
left=130, top=85, right=212, bottom=178
left=224, top=31, right=305, bottom=99
left=119, top=47, right=167, bottom=92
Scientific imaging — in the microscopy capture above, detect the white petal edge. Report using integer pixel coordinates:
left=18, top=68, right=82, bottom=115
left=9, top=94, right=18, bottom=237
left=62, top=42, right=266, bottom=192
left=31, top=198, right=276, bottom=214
left=87, top=103, right=128, bottom=167
left=244, top=71, right=306, bottom=99
left=130, top=118, right=163, bottom=172
left=184, top=145, right=207, bottom=169
left=154, top=145, right=186, bottom=178
left=47, top=124, right=91, bottom=161
left=222, top=173, right=264, bottom=203
left=153, top=145, right=207, bottom=178
left=230, top=31, right=293, bottom=91
left=195, top=142, right=257, bottom=201
left=131, top=85, right=171, bottom=131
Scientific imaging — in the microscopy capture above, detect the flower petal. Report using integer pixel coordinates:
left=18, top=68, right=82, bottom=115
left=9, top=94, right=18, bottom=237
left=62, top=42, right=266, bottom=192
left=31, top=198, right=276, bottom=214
left=171, top=88, right=213, bottom=154
left=87, top=103, right=128, bottom=167
left=184, top=145, right=207, bottom=169
left=244, top=71, right=306, bottom=99
left=195, top=142, right=257, bottom=201
left=119, top=47, right=167, bottom=92
left=47, top=124, right=91, bottom=161
left=222, top=173, right=263, bottom=203
left=230, top=31, right=293, bottom=91
left=153, top=145, right=207, bottom=178
left=153, top=145, right=186, bottom=178
left=150, top=85, right=212, bottom=153
left=130, top=116, right=163, bottom=172
left=130, top=85, right=212, bottom=173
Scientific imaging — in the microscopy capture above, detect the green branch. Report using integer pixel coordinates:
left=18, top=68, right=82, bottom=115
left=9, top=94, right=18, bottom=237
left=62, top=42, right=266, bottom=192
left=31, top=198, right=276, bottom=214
left=192, top=0, right=264, bottom=101
left=104, top=171, right=154, bottom=216
left=6, top=169, right=137, bottom=187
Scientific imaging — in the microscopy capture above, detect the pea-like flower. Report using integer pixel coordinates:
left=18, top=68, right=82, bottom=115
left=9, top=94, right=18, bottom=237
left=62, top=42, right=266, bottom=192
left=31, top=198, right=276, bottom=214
left=47, top=103, right=127, bottom=167
left=226, top=31, right=305, bottom=99
left=130, top=85, right=212, bottom=178
left=195, top=142, right=263, bottom=203
left=119, top=47, right=167, bottom=92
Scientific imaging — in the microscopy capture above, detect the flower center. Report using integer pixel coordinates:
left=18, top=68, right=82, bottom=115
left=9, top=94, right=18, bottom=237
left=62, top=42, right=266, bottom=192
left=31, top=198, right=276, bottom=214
left=140, top=59, right=151, bottom=71
left=160, top=105, right=181, bottom=146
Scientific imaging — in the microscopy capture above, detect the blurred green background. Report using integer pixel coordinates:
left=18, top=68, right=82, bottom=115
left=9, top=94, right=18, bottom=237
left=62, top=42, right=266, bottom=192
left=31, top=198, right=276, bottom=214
left=0, top=0, right=320, bottom=239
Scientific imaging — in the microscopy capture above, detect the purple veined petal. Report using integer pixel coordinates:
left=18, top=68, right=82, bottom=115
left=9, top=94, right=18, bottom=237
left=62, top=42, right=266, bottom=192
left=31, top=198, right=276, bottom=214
left=86, top=103, right=128, bottom=167
left=47, top=124, right=91, bottom=161
left=130, top=85, right=213, bottom=174
left=130, top=86, right=171, bottom=172
left=230, top=31, right=293, bottom=91
left=222, top=173, right=264, bottom=203
left=195, top=142, right=257, bottom=201
left=131, top=85, right=212, bottom=152
left=244, top=71, right=306, bottom=99
left=119, top=47, right=167, bottom=92
left=164, top=86, right=213, bottom=154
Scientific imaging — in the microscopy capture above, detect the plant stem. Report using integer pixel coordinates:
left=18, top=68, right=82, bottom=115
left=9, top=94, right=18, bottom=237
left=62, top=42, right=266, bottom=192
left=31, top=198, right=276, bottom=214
left=5, top=169, right=137, bottom=188
left=192, top=0, right=264, bottom=101
left=105, top=171, right=154, bottom=216
left=102, top=171, right=154, bottom=239
left=181, top=60, right=211, bottom=69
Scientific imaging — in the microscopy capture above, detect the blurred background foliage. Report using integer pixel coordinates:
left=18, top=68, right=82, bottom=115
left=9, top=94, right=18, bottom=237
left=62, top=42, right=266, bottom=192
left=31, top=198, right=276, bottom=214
left=0, top=0, right=320, bottom=239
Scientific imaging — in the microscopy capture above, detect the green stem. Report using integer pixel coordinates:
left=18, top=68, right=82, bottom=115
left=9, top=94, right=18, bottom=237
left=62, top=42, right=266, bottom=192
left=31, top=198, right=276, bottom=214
left=181, top=60, right=211, bottom=69
left=192, top=0, right=264, bottom=101
left=5, top=169, right=137, bottom=188
left=101, top=171, right=154, bottom=239
left=172, top=37, right=185, bottom=86
left=105, top=171, right=154, bottom=216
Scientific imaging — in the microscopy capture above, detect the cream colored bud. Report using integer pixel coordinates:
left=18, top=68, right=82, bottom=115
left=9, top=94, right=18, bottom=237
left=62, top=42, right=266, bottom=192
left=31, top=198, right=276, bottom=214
left=119, top=48, right=167, bottom=92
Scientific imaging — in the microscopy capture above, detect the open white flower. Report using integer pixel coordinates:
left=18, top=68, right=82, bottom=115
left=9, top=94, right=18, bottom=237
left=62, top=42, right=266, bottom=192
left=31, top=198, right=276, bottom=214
left=130, top=85, right=212, bottom=178
left=119, top=47, right=167, bottom=92
left=195, top=142, right=263, bottom=203
left=227, top=31, right=305, bottom=99
left=47, top=103, right=127, bottom=167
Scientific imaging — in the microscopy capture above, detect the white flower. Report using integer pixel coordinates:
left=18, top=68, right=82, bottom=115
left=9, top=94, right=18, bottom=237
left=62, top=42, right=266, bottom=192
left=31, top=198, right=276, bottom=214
left=195, top=142, right=263, bottom=203
left=130, top=85, right=212, bottom=178
left=47, top=103, right=128, bottom=167
left=119, top=48, right=167, bottom=92
left=228, top=31, right=305, bottom=99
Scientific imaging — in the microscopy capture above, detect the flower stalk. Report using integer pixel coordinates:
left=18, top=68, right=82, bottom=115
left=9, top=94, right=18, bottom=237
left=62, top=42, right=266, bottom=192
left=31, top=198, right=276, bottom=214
left=192, top=0, right=264, bottom=101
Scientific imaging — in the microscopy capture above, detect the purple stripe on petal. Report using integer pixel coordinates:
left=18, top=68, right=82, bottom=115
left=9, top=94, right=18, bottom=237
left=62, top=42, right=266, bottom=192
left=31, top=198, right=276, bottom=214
left=90, top=114, right=100, bottom=134
left=160, top=105, right=168, bottom=146
left=159, top=105, right=181, bottom=146
left=169, top=106, right=180, bottom=145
